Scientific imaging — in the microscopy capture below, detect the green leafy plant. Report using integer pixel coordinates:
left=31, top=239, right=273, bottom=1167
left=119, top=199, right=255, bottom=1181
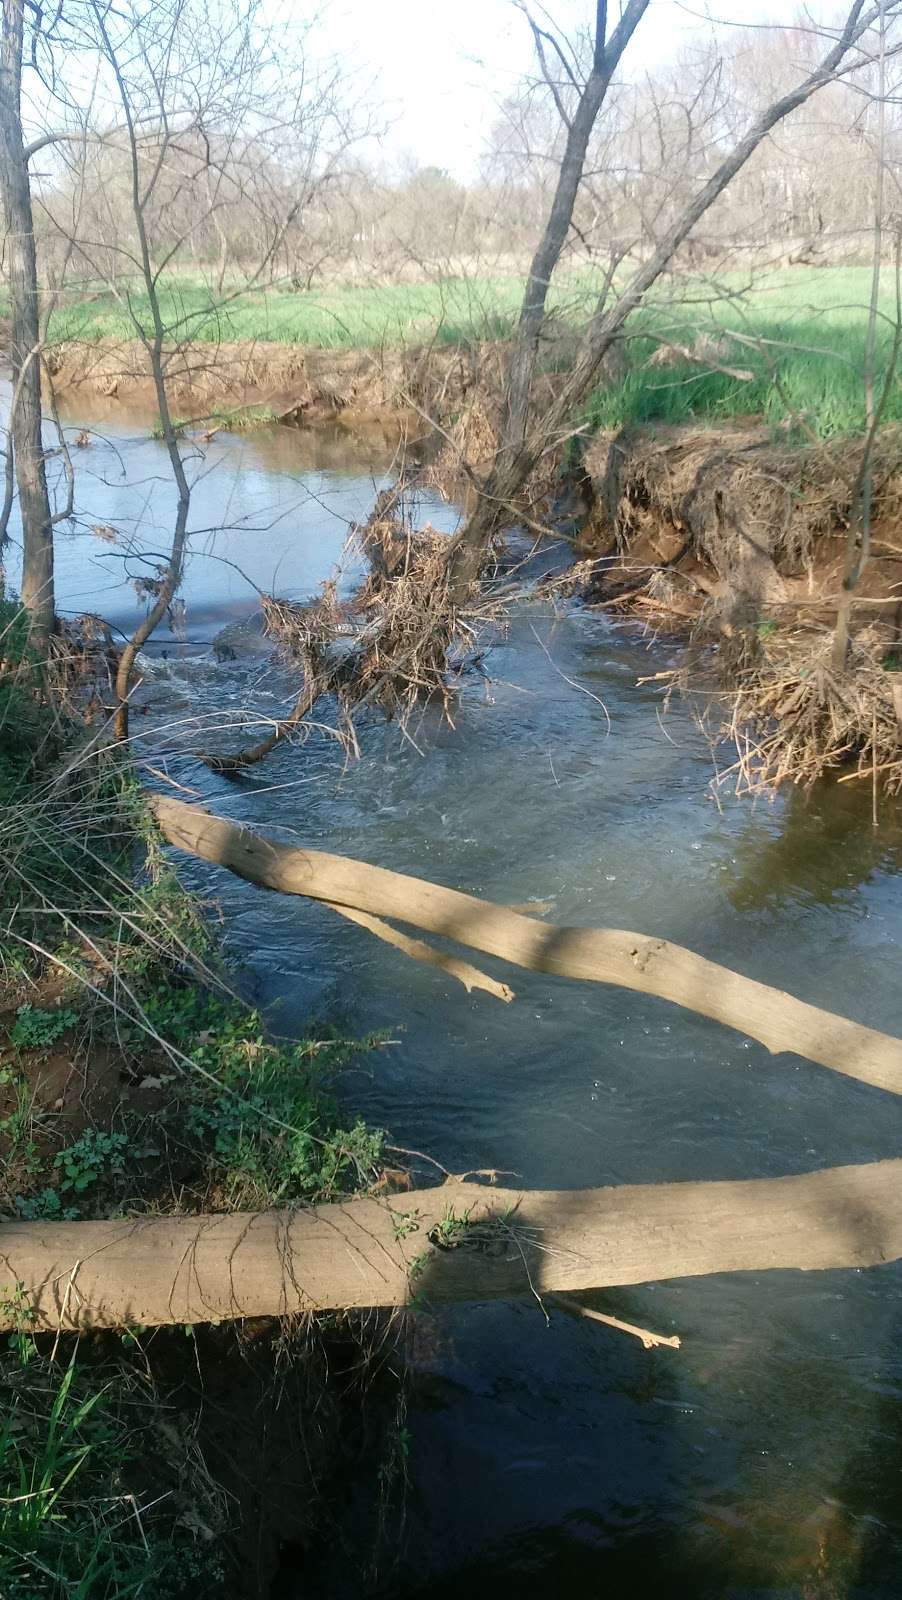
left=139, top=986, right=385, bottom=1209
left=15, top=1189, right=80, bottom=1222
left=9, top=1006, right=77, bottom=1051
left=53, top=1130, right=128, bottom=1194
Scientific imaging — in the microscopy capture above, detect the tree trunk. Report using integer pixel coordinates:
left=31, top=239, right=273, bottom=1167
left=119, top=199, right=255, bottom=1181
left=3, top=1160, right=902, bottom=1330
left=0, top=0, right=54, bottom=644
left=149, top=795, right=902, bottom=1097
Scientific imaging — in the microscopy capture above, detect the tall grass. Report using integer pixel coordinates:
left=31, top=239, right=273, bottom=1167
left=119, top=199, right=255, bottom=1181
left=0, top=1338, right=221, bottom=1598
left=588, top=266, right=902, bottom=439
left=41, top=274, right=529, bottom=349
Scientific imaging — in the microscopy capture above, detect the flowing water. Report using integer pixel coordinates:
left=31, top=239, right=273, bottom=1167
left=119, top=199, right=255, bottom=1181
left=9, top=404, right=902, bottom=1596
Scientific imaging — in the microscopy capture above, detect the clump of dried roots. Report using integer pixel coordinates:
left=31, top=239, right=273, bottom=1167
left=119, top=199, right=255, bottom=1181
left=704, top=627, right=902, bottom=797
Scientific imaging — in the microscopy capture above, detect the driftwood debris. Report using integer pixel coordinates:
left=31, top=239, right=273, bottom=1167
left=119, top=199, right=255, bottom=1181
left=3, top=1161, right=902, bottom=1332
left=149, top=795, right=902, bottom=1096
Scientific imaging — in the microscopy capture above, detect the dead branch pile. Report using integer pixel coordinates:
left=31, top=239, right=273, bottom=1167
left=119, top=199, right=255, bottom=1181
left=200, top=493, right=503, bottom=771
left=709, top=627, right=902, bottom=795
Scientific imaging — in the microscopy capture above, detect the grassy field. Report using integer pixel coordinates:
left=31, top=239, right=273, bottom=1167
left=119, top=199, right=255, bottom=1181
left=43, top=274, right=527, bottom=349
left=14, top=263, right=898, bottom=438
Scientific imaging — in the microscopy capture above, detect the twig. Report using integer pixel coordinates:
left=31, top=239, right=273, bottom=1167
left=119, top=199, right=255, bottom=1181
left=555, top=1294, right=681, bottom=1349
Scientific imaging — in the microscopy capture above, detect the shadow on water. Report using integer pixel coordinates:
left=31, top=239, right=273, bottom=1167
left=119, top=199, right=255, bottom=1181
left=727, top=780, right=902, bottom=914
left=283, top=1200, right=902, bottom=1600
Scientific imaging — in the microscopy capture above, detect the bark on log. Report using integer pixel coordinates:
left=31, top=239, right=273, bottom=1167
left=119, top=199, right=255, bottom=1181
left=3, top=1160, right=902, bottom=1331
left=149, top=795, right=902, bottom=1097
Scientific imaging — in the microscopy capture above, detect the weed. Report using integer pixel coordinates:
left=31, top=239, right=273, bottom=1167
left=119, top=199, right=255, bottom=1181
left=124, top=985, right=384, bottom=1207
left=15, top=1188, right=80, bottom=1222
left=1, top=1288, right=39, bottom=1367
left=391, top=1211, right=421, bottom=1241
left=428, top=1205, right=473, bottom=1249
left=407, top=1250, right=431, bottom=1282
left=0, top=1341, right=224, bottom=1598
left=0, top=1070, right=37, bottom=1155
left=53, top=1129, right=129, bottom=1194
left=9, top=1006, right=78, bottom=1051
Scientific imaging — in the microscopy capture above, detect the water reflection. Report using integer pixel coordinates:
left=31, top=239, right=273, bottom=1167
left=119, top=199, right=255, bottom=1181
left=1, top=388, right=458, bottom=647
left=727, top=780, right=902, bottom=912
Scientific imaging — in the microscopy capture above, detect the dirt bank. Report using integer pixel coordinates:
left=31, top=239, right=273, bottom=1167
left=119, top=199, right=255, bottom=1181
left=46, top=336, right=504, bottom=437
left=576, top=423, right=902, bottom=790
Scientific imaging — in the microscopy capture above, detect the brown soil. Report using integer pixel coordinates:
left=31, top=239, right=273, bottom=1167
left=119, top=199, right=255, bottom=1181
left=0, top=996, right=180, bottom=1210
left=45, top=336, right=504, bottom=438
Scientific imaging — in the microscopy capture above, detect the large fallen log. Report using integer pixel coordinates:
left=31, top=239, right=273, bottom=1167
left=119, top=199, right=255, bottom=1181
left=149, top=794, right=902, bottom=1096
left=3, top=1160, right=902, bottom=1331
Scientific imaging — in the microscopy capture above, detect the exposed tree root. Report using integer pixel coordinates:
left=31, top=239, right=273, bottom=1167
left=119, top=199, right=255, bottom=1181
left=577, top=422, right=902, bottom=794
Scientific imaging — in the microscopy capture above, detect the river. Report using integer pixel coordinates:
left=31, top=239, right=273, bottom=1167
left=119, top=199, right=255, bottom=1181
left=8, top=406, right=902, bottom=1597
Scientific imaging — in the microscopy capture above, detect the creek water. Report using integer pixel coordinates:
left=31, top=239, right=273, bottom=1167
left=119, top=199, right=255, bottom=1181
left=9, top=406, right=902, bottom=1596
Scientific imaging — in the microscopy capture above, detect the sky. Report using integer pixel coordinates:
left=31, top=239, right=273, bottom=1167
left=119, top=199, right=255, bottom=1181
left=325, top=0, right=800, bottom=178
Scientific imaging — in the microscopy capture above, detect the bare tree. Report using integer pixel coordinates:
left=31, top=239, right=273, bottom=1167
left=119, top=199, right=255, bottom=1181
left=447, top=0, right=902, bottom=597
left=0, top=0, right=54, bottom=644
left=1, top=0, right=366, bottom=727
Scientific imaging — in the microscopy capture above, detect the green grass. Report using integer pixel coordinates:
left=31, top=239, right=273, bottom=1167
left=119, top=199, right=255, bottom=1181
left=589, top=266, right=902, bottom=440
left=150, top=404, right=285, bottom=437
left=40, top=273, right=529, bottom=349
left=26, top=262, right=900, bottom=439
left=0, top=1337, right=224, bottom=1598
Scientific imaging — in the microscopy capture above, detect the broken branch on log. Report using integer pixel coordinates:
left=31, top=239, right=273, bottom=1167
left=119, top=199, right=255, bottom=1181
left=3, top=1160, right=902, bottom=1331
left=149, top=795, right=902, bottom=1096
left=327, top=902, right=514, bottom=1001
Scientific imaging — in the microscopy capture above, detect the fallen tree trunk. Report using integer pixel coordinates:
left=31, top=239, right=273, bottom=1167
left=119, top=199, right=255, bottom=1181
left=149, top=794, right=902, bottom=1096
left=3, top=1160, right=902, bottom=1331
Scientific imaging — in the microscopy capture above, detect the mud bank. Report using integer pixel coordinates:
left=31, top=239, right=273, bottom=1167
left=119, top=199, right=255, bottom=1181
left=46, top=336, right=506, bottom=437
left=580, top=422, right=902, bottom=623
